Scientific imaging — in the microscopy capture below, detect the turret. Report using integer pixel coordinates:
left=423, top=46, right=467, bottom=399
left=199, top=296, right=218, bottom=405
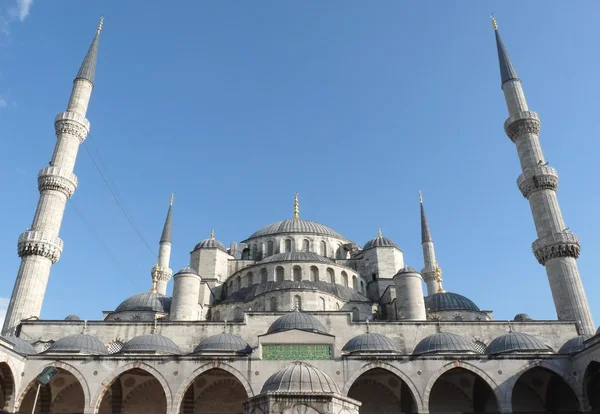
left=393, top=266, right=426, bottom=320
left=419, top=191, right=443, bottom=295
left=2, top=19, right=103, bottom=335
left=151, top=194, right=174, bottom=295
left=492, top=17, right=594, bottom=334
left=170, top=267, right=202, bottom=321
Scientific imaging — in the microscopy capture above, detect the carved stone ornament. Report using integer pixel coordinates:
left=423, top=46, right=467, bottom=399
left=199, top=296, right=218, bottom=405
left=517, top=166, right=559, bottom=198
left=17, top=230, right=63, bottom=263
left=152, top=266, right=173, bottom=282
left=38, top=167, right=78, bottom=197
left=54, top=111, right=90, bottom=143
left=532, top=231, right=580, bottom=265
left=504, top=111, right=541, bottom=142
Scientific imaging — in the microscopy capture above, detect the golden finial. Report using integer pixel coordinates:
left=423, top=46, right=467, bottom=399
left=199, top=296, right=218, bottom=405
left=419, top=190, right=423, bottom=204
left=169, top=193, right=174, bottom=206
left=210, top=228, right=215, bottom=240
left=151, top=264, right=158, bottom=293
left=293, top=192, right=299, bottom=220
left=434, top=261, right=444, bottom=293
left=97, top=16, right=104, bottom=34
left=377, top=228, right=382, bottom=238
left=491, top=14, right=498, bottom=31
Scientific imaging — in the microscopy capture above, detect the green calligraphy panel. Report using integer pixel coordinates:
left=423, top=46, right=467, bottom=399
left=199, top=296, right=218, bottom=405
left=263, top=344, right=332, bottom=360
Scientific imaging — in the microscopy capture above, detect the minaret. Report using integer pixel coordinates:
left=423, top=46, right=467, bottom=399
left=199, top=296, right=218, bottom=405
left=419, top=191, right=443, bottom=295
left=492, top=17, right=595, bottom=334
left=2, top=19, right=104, bottom=335
left=151, top=194, right=174, bottom=295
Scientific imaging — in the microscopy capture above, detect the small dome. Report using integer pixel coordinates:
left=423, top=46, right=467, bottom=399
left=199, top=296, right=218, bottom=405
left=413, top=332, right=478, bottom=355
left=2, top=335, right=36, bottom=355
left=194, top=238, right=227, bottom=252
left=267, top=312, right=327, bottom=335
left=261, top=362, right=340, bottom=394
left=396, top=266, right=419, bottom=275
left=342, top=333, right=400, bottom=354
left=45, top=334, right=107, bottom=355
left=115, top=291, right=171, bottom=313
left=194, top=333, right=252, bottom=354
left=485, top=332, right=553, bottom=355
left=558, top=334, right=592, bottom=355
left=513, top=313, right=533, bottom=322
left=175, top=267, right=197, bottom=275
left=120, top=334, right=181, bottom=354
left=258, top=252, right=333, bottom=264
left=246, top=219, right=343, bottom=240
left=363, top=236, right=398, bottom=250
left=64, top=314, right=80, bottom=321
left=425, top=292, right=480, bottom=312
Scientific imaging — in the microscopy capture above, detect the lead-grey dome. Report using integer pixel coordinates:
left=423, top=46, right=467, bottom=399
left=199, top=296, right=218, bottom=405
left=194, top=238, right=227, bottom=252
left=267, top=312, right=327, bottom=335
left=413, top=332, right=478, bottom=355
left=120, top=334, right=181, bottom=354
left=513, top=313, right=533, bottom=322
left=246, top=219, right=343, bottom=240
left=558, top=334, right=592, bottom=355
left=64, top=314, right=80, bottom=321
left=115, top=291, right=171, bottom=313
left=45, top=334, right=107, bottom=355
left=485, top=332, right=553, bottom=355
left=2, top=335, right=36, bottom=355
left=342, top=333, right=400, bottom=354
left=424, top=292, right=480, bottom=312
left=396, top=266, right=419, bottom=274
left=258, top=252, right=333, bottom=264
left=363, top=236, right=398, bottom=250
left=194, top=333, right=252, bottom=355
left=261, top=362, right=340, bottom=394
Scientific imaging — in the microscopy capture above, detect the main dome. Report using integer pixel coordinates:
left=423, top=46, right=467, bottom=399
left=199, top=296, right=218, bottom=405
left=245, top=219, right=343, bottom=240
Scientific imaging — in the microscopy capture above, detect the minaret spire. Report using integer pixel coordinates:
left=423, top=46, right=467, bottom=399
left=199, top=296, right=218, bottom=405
left=2, top=20, right=103, bottom=335
left=419, top=191, right=442, bottom=295
left=152, top=194, right=174, bottom=295
left=293, top=192, right=299, bottom=220
left=493, top=19, right=595, bottom=334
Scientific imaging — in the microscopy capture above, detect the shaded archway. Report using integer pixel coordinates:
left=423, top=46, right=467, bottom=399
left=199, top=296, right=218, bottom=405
left=347, top=368, right=416, bottom=413
left=584, top=361, right=600, bottom=412
left=179, top=368, right=249, bottom=413
left=511, top=366, right=580, bottom=413
left=97, top=368, right=167, bottom=414
left=0, top=362, right=15, bottom=411
left=20, top=368, right=85, bottom=413
left=429, top=367, right=498, bottom=413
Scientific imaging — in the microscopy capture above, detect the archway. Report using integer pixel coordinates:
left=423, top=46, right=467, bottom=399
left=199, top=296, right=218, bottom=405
left=20, top=368, right=85, bottom=413
left=584, top=361, right=600, bottom=412
left=0, top=362, right=15, bottom=411
left=179, top=368, right=249, bottom=413
left=429, top=367, right=498, bottom=413
left=97, top=368, right=167, bottom=414
left=511, top=366, right=580, bottom=413
left=347, top=368, right=416, bottom=413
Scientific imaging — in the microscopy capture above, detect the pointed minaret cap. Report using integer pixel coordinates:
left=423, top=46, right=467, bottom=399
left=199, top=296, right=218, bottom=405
left=492, top=15, right=519, bottom=87
left=160, top=193, right=173, bottom=243
left=75, top=16, right=103, bottom=86
left=419, top=190, right=433, bottom=243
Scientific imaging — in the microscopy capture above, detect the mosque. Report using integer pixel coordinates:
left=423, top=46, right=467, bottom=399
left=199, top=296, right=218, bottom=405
left=0, top=16, right=599, bottom=414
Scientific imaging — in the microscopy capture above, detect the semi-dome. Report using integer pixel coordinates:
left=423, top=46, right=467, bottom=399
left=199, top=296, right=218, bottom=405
left=267, top=312, right=327, bottom=335
left=120, top=333, right=181, bottom=354
left=342, top=333, right=400, bottom=354
left=64, top=314, right=80, bottom=321
left=425, top=292, right=480, bottom=312
left=558, top=334, right=592, bottom=355
left=246, top=219, right=343, bottom=240
left=194, top=333, right=252, bottom=355
left=115, top=291, right=171, bottom=313
left=193, top=238, right=227, bottom=252
left=513, top=313, right=533, bottom=322
left=2, top=334, right=37, bottom=355
left=261, top=362, right=340, bottom=394
left=413, top=332, right=478, bottom=355
left=258, top=252, right=333, bottom=264
left=363, top=236, right=398, bottom=250
left=45, top=334, right=107, bottom=355
left=485, top=332, right=553, bottom=355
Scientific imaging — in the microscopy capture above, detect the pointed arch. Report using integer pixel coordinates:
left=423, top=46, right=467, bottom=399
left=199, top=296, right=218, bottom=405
left=0, top=361, right=15, bottom=411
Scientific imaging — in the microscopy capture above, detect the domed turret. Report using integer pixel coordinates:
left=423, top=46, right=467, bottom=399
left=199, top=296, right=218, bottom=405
left=194, top=228, right=227, bottom=252
left=413, top=332, right=478, bottom=355
left=393, top=266, right=426, bottom=321
left=267, top=312, right=327, bottom=335
left=513, top=313, right=533, bottom=322
left=261, top=362, right=340, bottom=394
left=485, top=332, right=553, bottom=355
left=120, top=333, right=181, bottom=354
left=363, top=229, right=398, bottom=250
left=45, top=334, right=107, bottom=355
left=194, top=333, right=252, bottom=355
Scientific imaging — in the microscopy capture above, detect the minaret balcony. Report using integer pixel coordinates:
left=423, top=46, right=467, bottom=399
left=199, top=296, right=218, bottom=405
left=504, top=111, right=541, bottom=142
left=532, top=231, right=580, bottom=265
left=38, top=167, right=78, bottom=197
left=152, top=266, right=173, bottom=282
left=17, top=231, right=63, bottom=263
left=54, top=111, right=90, bottom=142
left=517, top=166, right=559, bottom=198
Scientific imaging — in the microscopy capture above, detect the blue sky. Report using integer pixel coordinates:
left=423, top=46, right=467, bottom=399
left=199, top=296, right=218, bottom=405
left=0, top=1, right=599, bottom=325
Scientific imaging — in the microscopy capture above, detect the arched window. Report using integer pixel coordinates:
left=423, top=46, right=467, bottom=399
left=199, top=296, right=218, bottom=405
left=320, top=297, right=326, bottom=311
left=293, top=295, right=302, bottom=311
left=247, top=272, right=254, bottom=286
left=342, top=271, right=348, bottom=287
left=302, top=239, right=310, bottom=252
left=267, top=240, right=274, bottom=256
left=352, top=307, right=359, bottom=321
left=284, top=239, right=292, bottom=253
left=270, top=297, right=277, bottom=311
left=233, top=307, right=243, bottom=321
left=213, top=310, right=221, bottom=321
left=310, top=266, right=319, bottom=282
left=352, top=275, right=358, bottom=290
left=336, top=244, right=345, bottom=259
left=360, top=281, right=365, bottom=294
left=320, top=240, right=327, bottom=256
left=276, top=266, right=284, bottom=282
left=236, top=276, right=241, bottom=291
left=293, top=266, right=302, bottom=281
left=260, top=268, right=268, bottom=284
left=327, top=268, right=335, bottom=284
